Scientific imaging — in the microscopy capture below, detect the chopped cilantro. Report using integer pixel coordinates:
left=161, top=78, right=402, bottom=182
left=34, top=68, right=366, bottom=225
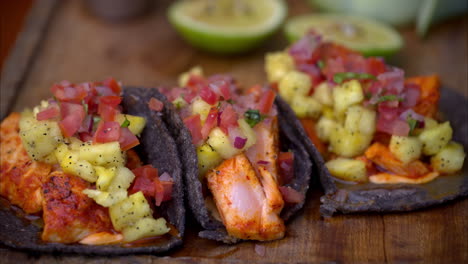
left=244, top=109, right=263, bottom=128
left=407, top=116, right=419, bottom=136
left=317, top=60, right=325, bottom=70
left=377, top=94, right=404, bottom=103
left=121, top=115, right=130, bottom=128
left=93, top=116, right=101, bottom=127
left=333, top=72, right=377, bottom=84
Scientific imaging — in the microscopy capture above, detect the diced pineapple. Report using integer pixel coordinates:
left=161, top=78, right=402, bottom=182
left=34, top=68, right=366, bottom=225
left=431, top=142, right=466, bottom=174
left=419, top=121, right=453, bottom=155
left=197, top=143, right=223, bottom=178
left=207, top=127, right=240, bottom=159
left=265, top=52, right=295, bottom=83
left=68, top=137, right=84, bottom=151
left=79, top=142, right=125, bottom=167
left=121, top=217, right=170, bottom=242
left=172, top=96, right=187, bottom=109
left=329, top=125, right=372, bottom=158
left=389, top=136, right=423, bottom=164
left=278, top=70, right=311, bottom=103
left=332, top=80, right=364, bottom=117
left=95, top=166, right=117, bottom=191
left=74, top=160, right=97, bottom=182
left=322, top=106, right=335, bottom=120
left=424, top=117, right=438, bottom=129
left=115, top=114, right=146, bottom=135
left=313, top=82, right=333, bottom=106
left=109, top=192, right=152, bottom=231
left=326, top=158, right=367, bottom=182
left=19, top=112, right=63, bottom=162
left=291, top=94, right=323, bottom=119
left=191, top=97, right=213, bottom=122
left=83, top=189, right=127, bottom=207
left=344, top=105, right=376, bottom=135
left=107, top=167, right=135, bottom=192
left=57, top=148, right=80, bottom=174
left=178, top=66, right=203, bottom=87
left=238, top=119, right=257, bottom=150
left=316, top=116, right=337, bottom=143
left=32, top=100, right=50, bottom=117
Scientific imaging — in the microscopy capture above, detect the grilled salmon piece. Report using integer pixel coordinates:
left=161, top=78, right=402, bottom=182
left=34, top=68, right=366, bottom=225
left=41, top=171, right=113, bottom=243
left=0, top=113, right=51, bottom=214
left=206, top=153, right=285, bottom=241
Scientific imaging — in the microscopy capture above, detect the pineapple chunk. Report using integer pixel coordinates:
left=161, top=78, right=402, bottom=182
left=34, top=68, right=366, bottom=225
left=322, top=106, right=335, bottom=120
left=326, top=158, right=367, bottom=182
left=291, top=94, right=323, bottom=119
left=107, top=167, right=135, bottom=192
left=316, top=116, right=337, bottom=143
left=265, top=52, right=295, bottom=83
left=74, top=160, right=97, bottom=182
left=197, top=143, right=223, bottom=178
left=313, top=82, right=333, bottom=106
left=278, top=70, right=311, bottom=103
left=19, top=111, right=63, bottom=162
left=344, top=105, right=376, bottom=135
left=389, top=136, right=423, bottom=164
left=83, top=189, right=127, bottom=207
left=121, top=217, right=170, bottom=242
left=238, top=119, right=257, bottom=151
left=178, top=66, right=203, bottom=87
left=95, top=166, right=117, bottom=191
left=419, top=121, right=453, bottom=155
left=329, top=125, right=372, bottom=158
left=79, top=142, right=125, bottom=167
left=431, top=142, right=466, bottom=174
left=57, top=147, right=80, bottom=174
left=424, top=117, right=438, bottom=129
left=191, top=97, right=213, bottom=123
left=109, top=192, right=152, bottom=231
left=207, top=127, right=240, bottom=159
left=332, top=80, right=364, bottom=117
left=115, top=114, right=146, bottom=135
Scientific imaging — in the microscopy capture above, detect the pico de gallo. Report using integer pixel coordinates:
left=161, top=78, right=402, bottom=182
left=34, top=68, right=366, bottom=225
left=265, top=32, right=466, bottom=184
left=161, top=68, right=303, bottom=241
left=0, top=78, right=174, bottom=244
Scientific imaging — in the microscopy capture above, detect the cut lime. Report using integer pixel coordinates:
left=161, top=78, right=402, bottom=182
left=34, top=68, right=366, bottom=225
left=167, top=0, right=287, bottom=54
left=284, top=14, right=403, bottom=57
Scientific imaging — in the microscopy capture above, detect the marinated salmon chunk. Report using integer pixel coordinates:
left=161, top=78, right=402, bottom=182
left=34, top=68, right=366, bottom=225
left=41, top=171, right=113, bottom=243
left=0, top=113, right=51, bottom=214
left=206, top=153, right=285, bottom=241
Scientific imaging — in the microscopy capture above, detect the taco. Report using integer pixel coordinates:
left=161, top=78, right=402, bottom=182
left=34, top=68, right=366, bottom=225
left=0, top=79, right=185, bottom=254
left=160, top=68, right=313, bottom=243
left=264, top=32, right=467, bottom=216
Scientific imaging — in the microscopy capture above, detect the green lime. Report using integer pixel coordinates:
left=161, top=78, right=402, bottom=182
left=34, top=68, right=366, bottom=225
left=167, top=0, right=287, bottom=54
left=284, top=14, right=403, bottom=57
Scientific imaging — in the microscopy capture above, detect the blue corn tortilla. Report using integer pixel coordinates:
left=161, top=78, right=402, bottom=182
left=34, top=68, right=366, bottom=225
left=0, top=87, right=185, bottom=255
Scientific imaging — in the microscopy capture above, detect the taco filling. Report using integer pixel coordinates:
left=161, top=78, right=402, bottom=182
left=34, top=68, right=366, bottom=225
left=265, top=32, right=466, bottom=184
left=161, top=69, right=304, bottom=241
left=0, top=79, right=176, bottom=245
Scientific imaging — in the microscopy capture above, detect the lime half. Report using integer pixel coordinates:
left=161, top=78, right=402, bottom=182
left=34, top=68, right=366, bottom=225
left=168, top=0, right=287, bottom=54
left=284, top=14, right=403, bottom=57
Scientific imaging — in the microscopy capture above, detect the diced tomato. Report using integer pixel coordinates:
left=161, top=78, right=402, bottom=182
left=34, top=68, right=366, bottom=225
left=278, top=152, right=294, bottom=185
left=59, top=102, right=85, bottom=137
left=102, top=77, right=121, bottom=94
left=376, top=116, right=410, bottom=136
left=161, top=180, right=173, bottom=202
left=406, top=75, right=440, bottom=118
left=119, top=127, right=140, bottom=151
left=98, top=103, right=118, bottom=122
left=183, top=114, right=203, bottom=145
left=279, top=186, right=304, bottom=204
left=148, top=97, right=164, bottom=111
left=130, top=165, right=158, bottom=197
left=366, top=57, right=387, bottom=76
left=78, top=132, right=93, bottom=142
left=300, top=119, right=327, bottom=156
left=153, top=177, right=165, bottom=206
left=36, top=106, right=60, bottom=121
left=126, top=149, right=142, bottom=170
left=200, top=86, right=218, bottom=105
left=246, top=84, right=263, bottom=101
left=183, top=90, right=198, bottom=104
left=218, top=81, right=231, bottom=100
left=219, top=105, right=238, bottom=134
left=100, top=96, right=122, bottom=106
left=186, top=75, right=206, bottom=91
left=201, top=107, right=218, bottom=139
left=258, top=90, right=276, bottom=115
left=51, top=83, right=87, bottom=103
left=93, top=121, right=121, bottom=143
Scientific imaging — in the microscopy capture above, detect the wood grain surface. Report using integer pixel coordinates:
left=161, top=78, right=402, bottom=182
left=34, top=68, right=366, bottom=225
left=0, top=0, right=467, bottom=263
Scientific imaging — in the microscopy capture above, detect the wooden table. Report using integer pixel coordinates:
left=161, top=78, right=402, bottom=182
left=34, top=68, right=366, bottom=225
left=1, top=0, right=467, bottom=263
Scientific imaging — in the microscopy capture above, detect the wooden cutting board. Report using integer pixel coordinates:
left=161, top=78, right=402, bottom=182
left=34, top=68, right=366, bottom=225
left=0, top=0, right=467, bottom=263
